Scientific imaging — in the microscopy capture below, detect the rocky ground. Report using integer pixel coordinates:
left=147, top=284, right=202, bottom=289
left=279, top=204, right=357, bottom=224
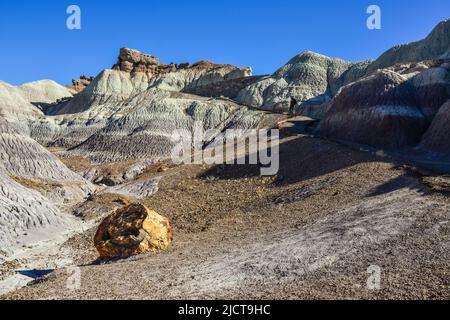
left=2, top=133, right=449, bottom=299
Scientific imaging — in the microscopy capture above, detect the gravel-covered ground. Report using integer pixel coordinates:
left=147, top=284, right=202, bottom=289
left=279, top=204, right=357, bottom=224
left=2, top=135, right=449, bottom=299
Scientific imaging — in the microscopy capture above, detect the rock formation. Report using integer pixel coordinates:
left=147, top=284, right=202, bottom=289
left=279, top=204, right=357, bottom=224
left=0, top=114, right=93, bottom=261
left=4, top=48, right=277, bottom=165
left=0, top=80, right=73, bottom=121
left=94, top=204, right=172, bottom=258
left=113, top=47, right=160, bottom=73
left=113, top=47, right=252, bottom=93
left=368, top=19, right=450, bottom=72
left=18, top=81, right=276, bottom=165
left=68, top=76, right=94, bottom=93
left=1, top=17, right=450, bottom=298
left=319, top=60, right=450, bottom=149
left=1, top=19, right=449, bottom=264
left=151, top=60, right=252, bottom=92
left=236, top=51, right=368, bottom=117
left=317, top=18, right=450, bottom=151
left=0, top=49, right=270, bottom=165
left=0, top=79, right=75, bottom=143
left=319, top=69, right=429, bottom=148
left=234, top=20, right=450, bottom=121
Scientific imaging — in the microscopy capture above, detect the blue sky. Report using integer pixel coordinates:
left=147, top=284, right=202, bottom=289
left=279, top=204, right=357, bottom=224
left=0, top=0, right=449, bottom=85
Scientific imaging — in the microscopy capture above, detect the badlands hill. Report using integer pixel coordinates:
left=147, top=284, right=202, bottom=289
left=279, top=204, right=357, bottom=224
left=0, top=117, right=94, bottom=261
left=0, top=19, right=450, bottom=299
left=320, top=61, right=450, bottom=150
left=0, top=80, right=73, bottom=118
left=236, top=51, right=368, bottom=116
left=0, top=49, right=277, bottom=162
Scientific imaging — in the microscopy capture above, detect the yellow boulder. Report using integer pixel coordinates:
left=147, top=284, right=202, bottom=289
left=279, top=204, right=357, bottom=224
left=94, top=204, right=172, bottom=258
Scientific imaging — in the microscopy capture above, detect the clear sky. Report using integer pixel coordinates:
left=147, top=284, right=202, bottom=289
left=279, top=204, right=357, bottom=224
left=0, top=0, right=449, bottom=85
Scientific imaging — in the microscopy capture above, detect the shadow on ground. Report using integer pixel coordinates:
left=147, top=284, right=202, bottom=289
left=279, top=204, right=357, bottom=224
left=16, top=269, right=53, bottom=280
left=199, top=135, right=379, bottom=186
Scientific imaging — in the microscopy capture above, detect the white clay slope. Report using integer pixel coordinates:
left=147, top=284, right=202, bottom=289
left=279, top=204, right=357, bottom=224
left=0, top=168, right=72, bottom=261
left=0, top=118, right=95, bottom=205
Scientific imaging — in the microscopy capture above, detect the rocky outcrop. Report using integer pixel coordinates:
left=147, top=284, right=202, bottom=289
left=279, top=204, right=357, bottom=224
left=0, top=79, right=72, bottom=121
left=68, top=76, right=94, bottom=93
left=316, top=20, right=450, bottom=150
left=319, top=70, right=427, bottom=148
left=113, top=48, right=160, bottom=73
left=8, top=49, right=270, bottom=159
left=94, top=204, right=172, bottom=258
left=24, top=80, right=278, bottom=161
left=150, top=60, right=252, bottom=92
left=3, top=20, right=449, bottom=172
left=48, top=69, right=142, bottom=115
left=368, top=19, right=450, bottom=72
left=405, top=61, right=450, bottom=119
left=114, top=48, right=252, bottom=91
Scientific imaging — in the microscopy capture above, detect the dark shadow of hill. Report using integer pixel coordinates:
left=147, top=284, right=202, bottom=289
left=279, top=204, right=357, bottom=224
left=199, top=135, right=379, bottom=186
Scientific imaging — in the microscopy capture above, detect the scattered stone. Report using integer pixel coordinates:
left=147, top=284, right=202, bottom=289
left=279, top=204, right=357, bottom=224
left=68, top=75, right=94, bottom=93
